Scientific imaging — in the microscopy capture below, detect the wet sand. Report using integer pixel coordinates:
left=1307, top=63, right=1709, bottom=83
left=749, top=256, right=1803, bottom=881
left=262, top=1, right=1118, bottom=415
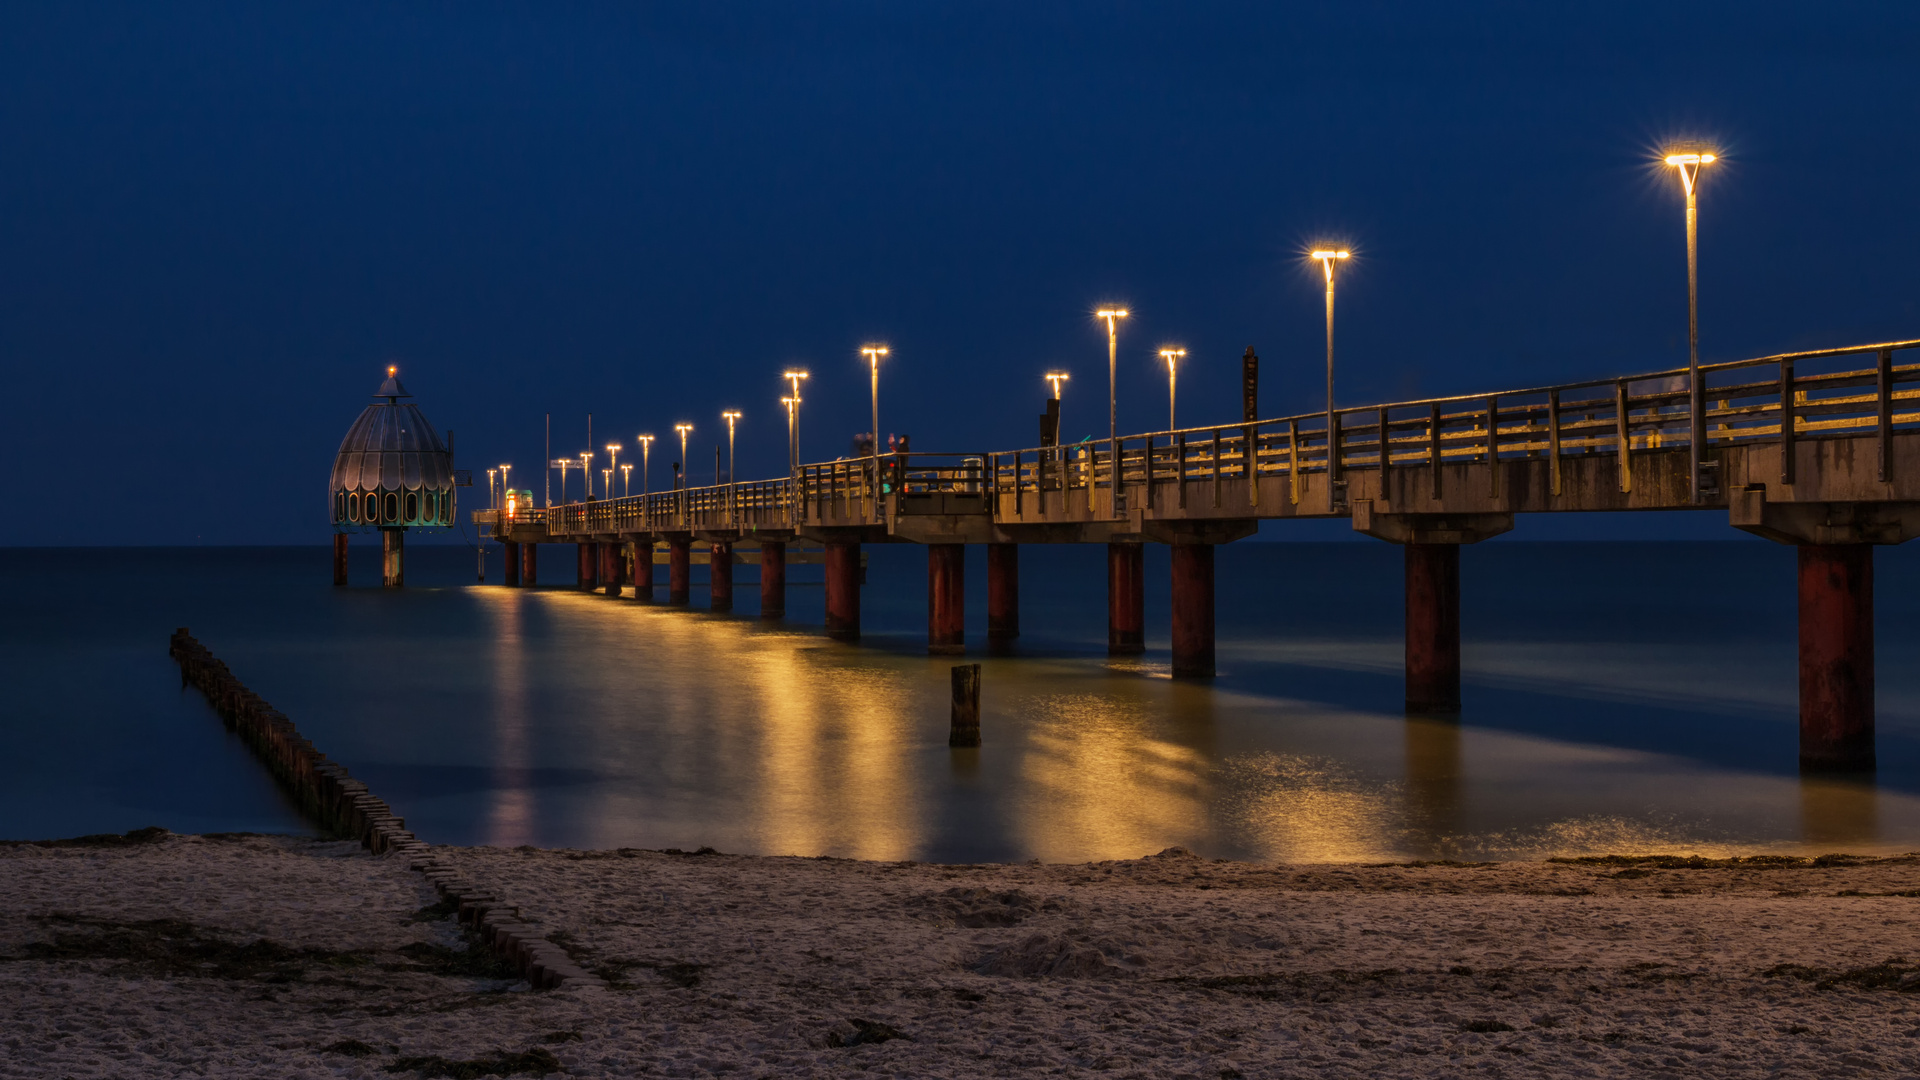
left=5, top=831, right=1920, bottom=1078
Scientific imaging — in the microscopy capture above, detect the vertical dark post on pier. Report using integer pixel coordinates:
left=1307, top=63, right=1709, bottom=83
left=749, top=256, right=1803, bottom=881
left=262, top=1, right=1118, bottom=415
left=928, top=543, right=965, bottom=654
left=631, top=541, right=652, bottom=600
left=503, top=541, right=521, bottom=586
left=1799, top=544, right=1874, bottom=771
left=710, top=542, right=734, bottom=611
left=825, top=541, right=861, bottom=640
left=1170, top=542, right=1214, bottom=677
left=1107, top=543, right=1145, bottom=654
left=949, top=663, right=981, bottom=747
left=759, top=541, right=786, bottom=618
left=576, top=543, right=596, bottom=591
left=668, top=539, right=691, bottom=605
left=521, top=542, right=537, bottom=586
left=332, top=534, right=348, bottom=587
left=987, top=542, right=1019, bottom=651
left=1404, top=543, right=1461, bottom=713
left=381, top=529, right=405, bottom=588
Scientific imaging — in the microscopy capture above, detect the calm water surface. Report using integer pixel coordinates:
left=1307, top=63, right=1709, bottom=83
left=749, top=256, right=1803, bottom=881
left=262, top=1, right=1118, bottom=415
left=5, top=542, right=1919, bottom=861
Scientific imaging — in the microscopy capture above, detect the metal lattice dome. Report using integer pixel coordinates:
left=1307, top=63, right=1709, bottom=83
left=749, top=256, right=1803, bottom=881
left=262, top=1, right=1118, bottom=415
left=330, top=370, right=456, bottom=530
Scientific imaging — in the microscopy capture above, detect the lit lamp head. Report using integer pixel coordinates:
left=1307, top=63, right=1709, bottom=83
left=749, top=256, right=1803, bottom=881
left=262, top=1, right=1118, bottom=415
left=1095, top=308, right=1130, bottom=334
left=860, top=345, right=888, bottom=372
left=1310, top=249, right=1351, bottom=284
left=722, top=410, right=742, bottom=427
left=782, top=369, right=809, bottom=396
left=1663, top=148, right=1717, bottom=197
left=1158, top=347, right=1186, bottom=372
left=1044, top=371, right=1070, bottom=398
left=637, top=434, right=654, bottom=453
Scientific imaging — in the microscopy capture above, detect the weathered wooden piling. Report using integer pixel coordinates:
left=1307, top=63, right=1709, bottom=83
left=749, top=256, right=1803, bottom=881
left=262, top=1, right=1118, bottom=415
left=332, top=534, right=349, bottom=587
left=759, top=540, right=786, bottom=618
left=167, top=628, right=605, bottom=992
left=949, top=663, right=982, bottom=747
left=928, top=543, right=965, bottom=655
left=825, top=541, right=861, bottom=640
left=1108, top=542, right=1144, bottom=655
left=711, top=542, right=734, bottom=612
left=1404, top=542, right=1461, bottom=714
left=987, top=542, right=1018, bottom=651
left=668, top=539, right=691, bottom=605
left=1170, top=542, right=1215, bottom=677
left=1799, top=544, right=1875, bottom=771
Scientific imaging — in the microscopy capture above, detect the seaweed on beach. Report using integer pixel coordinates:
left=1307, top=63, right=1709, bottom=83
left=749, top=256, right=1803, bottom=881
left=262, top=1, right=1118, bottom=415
left=16, top=915, right=372, bottom=981
left=383, top=1048, right=560, bottom=1078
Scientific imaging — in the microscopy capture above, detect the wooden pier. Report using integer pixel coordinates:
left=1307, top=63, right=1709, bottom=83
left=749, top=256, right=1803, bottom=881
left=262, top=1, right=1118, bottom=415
left=466, top=337, right=1920, bottom=772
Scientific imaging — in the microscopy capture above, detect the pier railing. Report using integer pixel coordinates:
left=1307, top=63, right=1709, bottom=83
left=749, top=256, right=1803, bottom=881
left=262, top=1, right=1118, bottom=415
left=481, top=336, right=1920, bottom=537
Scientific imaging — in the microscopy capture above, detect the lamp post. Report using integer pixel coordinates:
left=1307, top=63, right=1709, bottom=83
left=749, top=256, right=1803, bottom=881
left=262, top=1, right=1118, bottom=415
left=1044, top=371, right=1070, bottom=452
left=1310, top=248, right=1351, bottom=491
left=552, top=459, right=571, bottom=504
left=1665, top=147, right=1718, bottom=502
left=721, top=411, right=741, bottom=483
left=498, top=464, right=511, bottom=502
left=636, top=435, right=654, bottom=497
left=675, top=424, right=693, bottom=487
left=605, top=443, right=621, bottom=496
left=602, top=468, right=612, bottom=500
left=487, top=468, right=498, bottom=510
left=621, top=463, right=633, bottom=497
left=861, top=345, right=888, bottom=505
left=783, top=370, right=809, bottom=471
left=1096, top=309, right=1129, bottom=486
left=1158, top=348, right=1186, bottom=431
left=579, top=452, right=593, bottom=499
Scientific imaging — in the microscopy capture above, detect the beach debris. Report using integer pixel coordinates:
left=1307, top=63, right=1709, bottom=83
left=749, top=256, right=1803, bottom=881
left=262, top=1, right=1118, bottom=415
left=827, top=1019, right=907, bottom=1048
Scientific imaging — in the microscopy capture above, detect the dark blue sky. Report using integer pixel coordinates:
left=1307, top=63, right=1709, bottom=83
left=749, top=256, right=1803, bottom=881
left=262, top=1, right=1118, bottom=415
left=3, top=1, right=1915, bottom=544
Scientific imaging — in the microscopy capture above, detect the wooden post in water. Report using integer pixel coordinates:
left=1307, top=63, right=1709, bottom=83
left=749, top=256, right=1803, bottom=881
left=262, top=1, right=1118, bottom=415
left=949, top=663, right=981, bottom=747
left=760, top=540, right=786, bottom=618
left=332, top=534, right=348, bottom=587
left=711, top=542, right=734, bottom=612
left=1107, top=542, right=1145, bottom=655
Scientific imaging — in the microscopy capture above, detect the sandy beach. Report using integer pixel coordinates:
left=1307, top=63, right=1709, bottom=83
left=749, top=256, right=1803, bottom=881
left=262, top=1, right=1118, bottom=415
left=6, top=830, right=1920, bottom=1078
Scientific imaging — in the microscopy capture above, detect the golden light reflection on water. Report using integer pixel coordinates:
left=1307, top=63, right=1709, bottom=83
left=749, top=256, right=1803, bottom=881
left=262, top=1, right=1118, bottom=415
left=1801, top=776, right=1879, bottom=849
left=477, top=588, right=536, bottom=847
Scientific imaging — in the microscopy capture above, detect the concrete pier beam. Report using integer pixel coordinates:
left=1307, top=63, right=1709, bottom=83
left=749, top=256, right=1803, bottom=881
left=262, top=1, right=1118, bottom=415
left=760, top=541, right=786, bottom=618
left=599, top=542, right=622, bottom=597
left=1404, top=543, right=1461, bottom=714
left=928, top=543, right=965, bottom=655
left=1108, top=542, right=1145, bottom=655
left=503, top=541, right=522, bottom=587
left=521, top=542, right=537, bottom=586
left=825, top=541, right=861, bottom=641
left=576, top=543, right=596, bottom=591
left=632, top=540, right=653, bottom=600
left=668, top=539, right=691, bottom=605
left=1170, top=543, right=1214, bottom=677
left=332, top=534, right=348, bottom=587
left=987, top=542, right=1018, bottom=651
left=711, top=543, right=734, bottom=612
left=1800, top=544, right=1875, bottom=772
left=381, top=528, right=405, bottom=588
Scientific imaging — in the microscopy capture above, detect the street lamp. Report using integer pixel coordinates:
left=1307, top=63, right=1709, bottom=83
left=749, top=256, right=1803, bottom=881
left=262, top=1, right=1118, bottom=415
left=721, top=411, right=741, bottom=484
left=486, top=468, right=498, bottom=510
left=579, top=451, right=593, bottom=499
left=1158, top=348, right=1186, bottom=431
left=675, top=424, right=694, bottom=488
left=621, top=463, right=633, bottom=497
left=602, top=467, right=612, bottom=499
left=782, top=370, right=809, bottom=477
left=1665, top=146, right=1718, bottom=502
left=1044, top=371, right=1070, bottom=447
left=636, top=435, right=654, bottom=497
left=861, top=345, right=888, bottom=501
left=498, top=463, right=512, bottom=500
left=552, top=458, right=572, bottom=503
left=1310, top=249, right=1351, bottom=489
left=1096, top=309, right=1129, bottom=477
left=605, top=443, right=621, bottom=496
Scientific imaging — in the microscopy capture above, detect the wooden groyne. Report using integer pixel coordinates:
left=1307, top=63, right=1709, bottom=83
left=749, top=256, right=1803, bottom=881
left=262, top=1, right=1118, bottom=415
left=168, top=628, right=605, bottom=991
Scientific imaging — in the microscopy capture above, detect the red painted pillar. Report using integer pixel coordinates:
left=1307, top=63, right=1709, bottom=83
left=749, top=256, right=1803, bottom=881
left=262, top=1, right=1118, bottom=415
left=1405, top=543, right=1461, bottom=714
left=521, top=542, right=537, bottom=586
left=760, top=541, right=787, bottom=619
left=633, top=539, right=654, bottom=600
left=668, top=539, right=691, bottom=605
left=577, top=543, right=596, bottom=591
left=600, top=542, right=623, bottom=597
left=503, top=541, right=521, bottom=586
left=987, top=542, right=1018, bottom=651
left=1800, top=544, right=1875, bottom=771
left=1170, top=543, right=1215, bottom=677
left=928, top=543, right=965, bottom=655
left=1108, top=542, right=1145, bottom=655
left=381, top=528, right=405, bottom=588
left=711, top=543, right=734, bottom=612
left=825, top=541, right=861, bottom=640
left=332, top=534, right=348, bottom=586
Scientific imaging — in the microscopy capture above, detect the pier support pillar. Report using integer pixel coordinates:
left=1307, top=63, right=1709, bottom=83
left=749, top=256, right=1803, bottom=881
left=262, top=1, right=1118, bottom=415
left=711, top=543, right=734, bottom=612
left=987, top=543, right=1018, bottom=652
left=381, top=528, right=405, bottom=588
left=599, top=541, right=622, bottom=598
left=632, top=540, right=653, bottom=600
left=521, top=542, right=537, bottom=586
left=576, top=543, right=596, bottom=591
left=760, top=541, right=787, bottom=619
left=1170, top=543, right=1215, bottom=677
left=1404, top=543, right=1461, bottom=714
left=1107, top=542, right=1145, bottom=655
left=332, top=534, right=348, bottom=587
left=928, top=543, right=965, bottom=655
left=1800, top=544, right=1875, bottom=771
left=503, top=541, right=521, bottom=587
left=668, top=539, right=691, bottom=605
left=825, top=541, right=861, bottom=641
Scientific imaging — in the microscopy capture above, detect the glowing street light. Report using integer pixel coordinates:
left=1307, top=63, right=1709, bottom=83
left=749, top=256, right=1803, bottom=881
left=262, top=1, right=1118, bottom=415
left=1665, top=146, right=1718, bottom=502
left=1045, top=371, right=1070, bottom=447
left=621, top=462, right=633, bottom=497
left=675, top=424, right=694, bottom=489
left=605, top=443, right=621, bottom=496
left=578, top=451, right=593, bottom=499
left=1096, top=309, right=1129, bottom=473
left=721, top=411, right=742, bottom=484
left=636, top=435, right=654, bottom=497
left=1158, top=348, right=1186, bottom=431
left=601, top=467, right=612, bottom=499
left=1310, top=250, right=1350, bottom=437
left=486, top=468, right=498, bottom=510
left=551, top=458, right=573, bottom=503
left=498, top=463, right=512, bottom=495
left=861, top=345, right=888, bottom=501
left=782, top=370, right=809, bottom=478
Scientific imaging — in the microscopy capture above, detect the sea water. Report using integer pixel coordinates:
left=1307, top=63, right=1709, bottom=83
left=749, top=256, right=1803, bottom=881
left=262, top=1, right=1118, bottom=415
left=4, top=541, right=1918, bottom=862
